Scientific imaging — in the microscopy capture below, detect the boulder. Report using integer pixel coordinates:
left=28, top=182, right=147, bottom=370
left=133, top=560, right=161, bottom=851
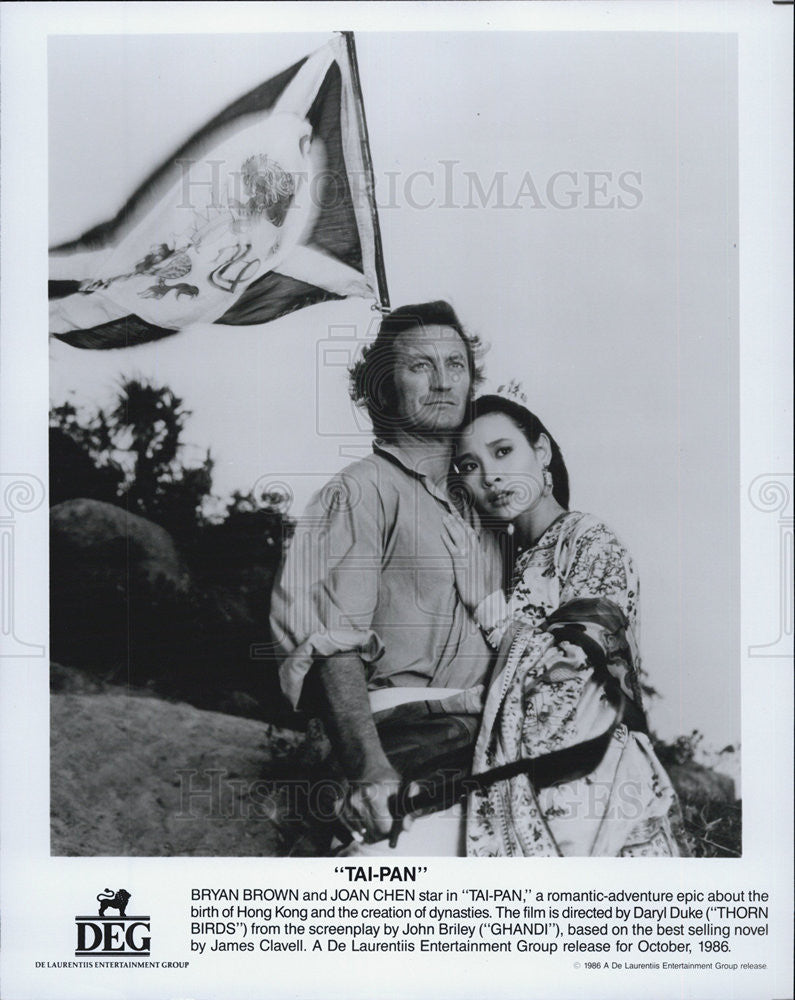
left=50, top=496, right=189, bottom=594
left=49, top=500, right=289, bottom=720
left=51, top=687, right=312, bottom=856
left=667, top=760, right=736, bottom=805
left=50, top=498, right=194, bottom=681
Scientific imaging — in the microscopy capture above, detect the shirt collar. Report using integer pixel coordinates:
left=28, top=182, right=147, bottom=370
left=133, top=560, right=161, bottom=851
left=373, top=439, right=452, bottom=505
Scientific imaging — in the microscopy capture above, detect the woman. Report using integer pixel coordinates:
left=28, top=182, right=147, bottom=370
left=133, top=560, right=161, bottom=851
left=442, top=394, right=687, bottom=857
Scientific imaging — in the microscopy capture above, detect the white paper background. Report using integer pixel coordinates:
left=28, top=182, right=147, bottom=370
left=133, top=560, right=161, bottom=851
left=1, top=3, right=792, bottom=999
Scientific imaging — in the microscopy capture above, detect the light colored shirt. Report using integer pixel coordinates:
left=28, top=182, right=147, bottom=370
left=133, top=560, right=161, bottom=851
left=270, top=440, right=500, bottom=709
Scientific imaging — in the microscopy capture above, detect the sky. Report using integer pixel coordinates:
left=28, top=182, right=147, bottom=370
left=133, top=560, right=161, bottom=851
left=48, top=30, right=740, bottom=749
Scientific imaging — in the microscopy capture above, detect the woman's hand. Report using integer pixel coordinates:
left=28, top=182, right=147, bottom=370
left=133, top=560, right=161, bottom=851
left=442, top=513, right=493, bottom=615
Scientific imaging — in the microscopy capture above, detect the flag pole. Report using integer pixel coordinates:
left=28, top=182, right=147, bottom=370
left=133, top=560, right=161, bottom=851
left=342, top=31, right=390, bottom=313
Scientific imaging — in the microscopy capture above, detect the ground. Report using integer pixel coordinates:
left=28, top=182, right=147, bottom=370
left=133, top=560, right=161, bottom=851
left=50, top=665, right=739, bottom=858
left=50, top=667, right=312, bottom=856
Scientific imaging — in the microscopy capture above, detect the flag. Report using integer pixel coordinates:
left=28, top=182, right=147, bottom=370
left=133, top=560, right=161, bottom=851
left=49, top=33, right=389, bottom=349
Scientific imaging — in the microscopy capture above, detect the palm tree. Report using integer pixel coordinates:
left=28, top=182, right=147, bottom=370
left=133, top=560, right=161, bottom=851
left=110, top=378, right=213, bottom=534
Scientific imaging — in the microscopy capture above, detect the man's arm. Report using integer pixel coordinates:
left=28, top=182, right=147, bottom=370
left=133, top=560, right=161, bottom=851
left=270, top=464, right=400, bottom=838
left=312, top=652, right=394, bottom=781
left=270, top=466, right=385, bottom=712
left=310, top=652, right=399, bottom=840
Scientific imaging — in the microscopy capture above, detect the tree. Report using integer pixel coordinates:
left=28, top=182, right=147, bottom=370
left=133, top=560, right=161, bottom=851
left=109, top=379, right=214, bottom=536
left=50, top=378, right=214, bottom=538
left=50, top=417, right=124, bottom=508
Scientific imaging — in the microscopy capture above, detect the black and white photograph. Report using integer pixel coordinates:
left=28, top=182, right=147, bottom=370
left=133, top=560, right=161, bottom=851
left=45, top=25, right=741, bottom=860
left=0, top=3, right=792, bottom=999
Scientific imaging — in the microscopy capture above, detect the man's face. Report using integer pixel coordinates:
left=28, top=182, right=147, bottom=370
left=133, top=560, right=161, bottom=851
left=391, top=325, right=471, bottom=436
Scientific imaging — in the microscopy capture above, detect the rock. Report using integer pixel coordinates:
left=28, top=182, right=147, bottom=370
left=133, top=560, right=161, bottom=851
left=49, top=499, right=290, bottom=722
left=51, top=661, right=108, bottom=695
left=51, top=497, right=189, bottom=590
left=51, top=688, right=310, bottom=856
left=665, top=761, right=741, bottom=858
left=667, top=760, right=736, bottom=806
left=50, top=498, right=192, bottom=676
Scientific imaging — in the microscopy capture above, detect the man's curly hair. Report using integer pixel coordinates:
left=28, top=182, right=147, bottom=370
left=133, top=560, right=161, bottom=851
left=348, top=300, right=485, bottom=440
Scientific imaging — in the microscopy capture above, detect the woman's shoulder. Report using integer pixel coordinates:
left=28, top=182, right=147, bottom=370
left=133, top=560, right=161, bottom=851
left=555, top=511, right=632, bottom=559
left=556, top=510, right=607, bottom=541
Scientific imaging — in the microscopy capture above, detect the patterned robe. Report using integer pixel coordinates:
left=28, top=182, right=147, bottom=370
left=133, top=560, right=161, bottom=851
left=467, top=511, right=686, bottom=857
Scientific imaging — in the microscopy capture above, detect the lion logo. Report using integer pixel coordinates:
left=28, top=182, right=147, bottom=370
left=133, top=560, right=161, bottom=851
left=97, top=888, right=132, bottom=918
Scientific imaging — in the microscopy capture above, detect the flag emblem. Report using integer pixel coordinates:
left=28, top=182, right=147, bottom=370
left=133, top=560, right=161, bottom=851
left=50, top=34, right=388, bottom=349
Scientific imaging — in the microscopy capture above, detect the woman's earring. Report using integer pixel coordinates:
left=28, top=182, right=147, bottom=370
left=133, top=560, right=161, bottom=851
left=542, top=466, right=554, bottom=496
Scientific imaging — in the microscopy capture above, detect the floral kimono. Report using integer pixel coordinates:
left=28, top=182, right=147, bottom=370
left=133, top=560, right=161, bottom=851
left=467, top=511, right=686, bottom=857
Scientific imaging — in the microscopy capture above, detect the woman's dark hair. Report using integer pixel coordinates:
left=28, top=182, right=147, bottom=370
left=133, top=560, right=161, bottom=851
left=348, top=300, right=485, bottom=440
left=459, top=394, right=570, bottom=510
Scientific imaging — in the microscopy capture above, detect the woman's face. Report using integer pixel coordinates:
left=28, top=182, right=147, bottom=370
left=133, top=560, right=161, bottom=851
left=455, top=411, right=550, bottom=521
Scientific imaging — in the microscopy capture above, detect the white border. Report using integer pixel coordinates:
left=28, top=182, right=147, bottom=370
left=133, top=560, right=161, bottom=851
left=1, top=3, right=792, bottom=999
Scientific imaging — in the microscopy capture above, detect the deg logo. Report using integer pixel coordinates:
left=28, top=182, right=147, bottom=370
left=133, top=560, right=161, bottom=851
left=75, top=889, right=151, bottom=956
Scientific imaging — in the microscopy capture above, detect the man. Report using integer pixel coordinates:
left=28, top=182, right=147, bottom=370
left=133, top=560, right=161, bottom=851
left=270, top=301, right=500, bottom=847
